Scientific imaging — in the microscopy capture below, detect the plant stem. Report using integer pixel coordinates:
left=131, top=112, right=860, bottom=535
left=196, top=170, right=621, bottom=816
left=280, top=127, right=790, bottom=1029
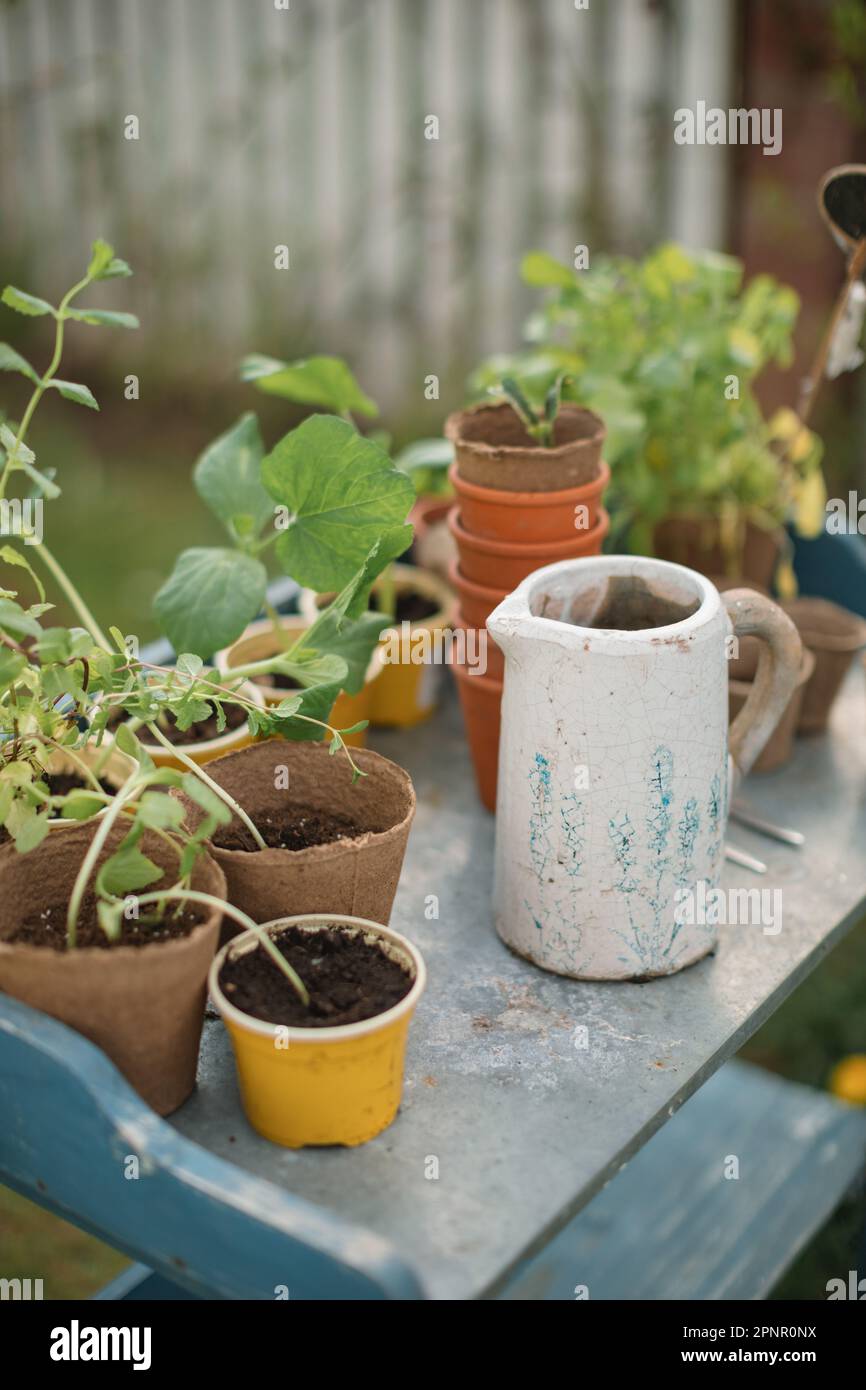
left=66, top=768, right=141, bottom=946
left=134, top=888, right=310, bottom=1005
left=144, top=720, right=268, bottom=851
left=0, top=273, right=89, bottom=500
left=32, top=542, right=111, bottom=652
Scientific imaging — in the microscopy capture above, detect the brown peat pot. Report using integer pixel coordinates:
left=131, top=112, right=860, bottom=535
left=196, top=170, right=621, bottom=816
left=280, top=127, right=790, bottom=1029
left=728, top=647, right=815, bottom=773
left=176, top=740, right=416, bottom=930
left=445, top=401, right=606, bottom=493
left=0, top=822, right=225, bottom=1115
left=781, top=597, right=866, bottom=734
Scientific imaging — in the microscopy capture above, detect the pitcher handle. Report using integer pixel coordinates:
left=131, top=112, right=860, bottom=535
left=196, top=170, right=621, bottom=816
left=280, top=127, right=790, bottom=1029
left=722, top=589, right=803, bottom=780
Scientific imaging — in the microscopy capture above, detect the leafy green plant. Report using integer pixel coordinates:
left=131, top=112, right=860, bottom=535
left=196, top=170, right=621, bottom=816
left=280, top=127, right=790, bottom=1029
left=471, top=244, right=825, bottom=563
left=0, top=240, right=138, bottom=648
left=491, top=372, right=570, bottom=447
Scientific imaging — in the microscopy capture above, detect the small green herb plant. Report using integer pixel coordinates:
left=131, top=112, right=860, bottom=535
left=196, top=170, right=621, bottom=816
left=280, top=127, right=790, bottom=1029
left=471, top=243, right=825, bottom=566
left=492, top=372, right=570, bottom=447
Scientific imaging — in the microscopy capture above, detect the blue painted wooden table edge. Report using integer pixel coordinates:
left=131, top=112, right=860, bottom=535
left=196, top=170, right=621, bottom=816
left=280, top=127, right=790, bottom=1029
left=0, top=995, right=425, bottom=1300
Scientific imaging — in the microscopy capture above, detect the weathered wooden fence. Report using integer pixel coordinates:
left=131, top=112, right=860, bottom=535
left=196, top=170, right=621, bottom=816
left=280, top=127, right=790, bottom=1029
left=0, top=0, right=733, bottom=410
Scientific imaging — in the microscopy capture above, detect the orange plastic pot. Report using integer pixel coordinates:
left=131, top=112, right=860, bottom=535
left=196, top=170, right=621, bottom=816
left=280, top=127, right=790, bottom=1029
left=448, top=561, right=509, bottom=629
left=448, top=506, right=609, bottom=588
left=452, top=661, right=502, bottom=813
left=449, top=459, right=609, bottom=544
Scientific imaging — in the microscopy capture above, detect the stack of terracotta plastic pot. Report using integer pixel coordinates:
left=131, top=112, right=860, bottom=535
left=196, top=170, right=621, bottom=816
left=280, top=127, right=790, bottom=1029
left=444, top=400, right=609, bottom=810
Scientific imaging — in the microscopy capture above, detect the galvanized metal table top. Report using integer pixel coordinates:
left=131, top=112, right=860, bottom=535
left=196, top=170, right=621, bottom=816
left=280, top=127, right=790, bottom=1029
left=170, top=666, right=866, bottom=1300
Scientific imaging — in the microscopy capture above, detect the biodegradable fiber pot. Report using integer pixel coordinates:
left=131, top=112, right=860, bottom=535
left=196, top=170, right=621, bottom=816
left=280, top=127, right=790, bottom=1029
left=448, top=505, right=610, bottom=588
left=177, top=739, right=416, bottom=928
left=729, top=647, right=815, bottom=773
left=653, top=516, right=784, bottom=591
left=487, top=556, right=803, bottom=981
left=449, top=459, right=610, bottom=544
left=0, top=822, right=225, bottom=1114
left=781, top=597, right=866, bottom=734
left=445, top=401, right=606, bottom=493
left=209, top=914, right=426, bottom=1147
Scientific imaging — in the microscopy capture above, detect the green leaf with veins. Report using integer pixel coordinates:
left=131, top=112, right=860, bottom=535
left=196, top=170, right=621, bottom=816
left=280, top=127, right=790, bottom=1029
left=292, top=609, right=386, bottom=695
left=192, top=413, right=272, bottom=541
left=261, top=416, right=414, bottom=592
left=153, top=547, right=267, bottom=657
left=0, top=343, right=40, bottom=383
left=45, top=379, right=99, bottom=411
left=59, top=789, right=109, bottom=821
left=1, top=286, right=54, bottom=317
left=262, top=675, right=343, bottom=742
left=14, top=810, right=50, bottom=853
left=240, top=354, right=378, bottom=417
left=87, top=239, right=115, bottom=279
left=277, top=650, right=348, bottom=689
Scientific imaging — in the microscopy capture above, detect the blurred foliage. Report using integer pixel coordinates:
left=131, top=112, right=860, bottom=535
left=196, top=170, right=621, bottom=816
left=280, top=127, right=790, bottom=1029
left=471, top=244, right=825, bottom=562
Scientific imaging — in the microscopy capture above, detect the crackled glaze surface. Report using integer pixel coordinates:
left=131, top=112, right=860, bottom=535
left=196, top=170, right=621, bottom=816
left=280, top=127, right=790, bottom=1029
left=489, top=557, right=731, bottom=980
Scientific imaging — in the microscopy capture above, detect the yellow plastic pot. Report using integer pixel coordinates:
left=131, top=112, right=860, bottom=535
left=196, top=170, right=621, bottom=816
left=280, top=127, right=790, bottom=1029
left=301, top=564, right=456, bottom=730
left=216, top=617, right=383, bottom=749
left=209, top=914, right=426, bottom=1148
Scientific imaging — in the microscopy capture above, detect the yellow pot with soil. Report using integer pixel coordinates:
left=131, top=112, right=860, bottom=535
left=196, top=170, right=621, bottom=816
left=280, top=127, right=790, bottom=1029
left=209, top=914, right=426, bottom=1148
left=301, top=564, right=456, bottom=730
left=216, top=616, right=384, bottom=749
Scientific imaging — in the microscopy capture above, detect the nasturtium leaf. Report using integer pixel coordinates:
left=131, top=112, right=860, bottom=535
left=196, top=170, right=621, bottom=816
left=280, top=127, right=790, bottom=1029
left=192, top=413, right=272, bottom=540
left=1, top=286, right=54, bottom=317
left=45, top=379, right=99, bottom=411
left=261, top=416, right=414, bottom=592
left=96, top=845, right=163, bottom=898
left=0, top=343, right=40, bottom=384
left=66, top=307, right=140, bottom=330
left=240, top=354, right=378, bottom=418
left=153, top=547, right=267, bottom=658
left=521, top=251, right=577, bottom=289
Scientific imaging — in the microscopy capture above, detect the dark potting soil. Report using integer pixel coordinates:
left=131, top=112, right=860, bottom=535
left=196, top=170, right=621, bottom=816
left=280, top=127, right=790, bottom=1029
left=371, top=590, right=439, bottom=623
left=218, top=923, right=412, bottom=1027
left=109, top=702, right=247, bottom=746
left=8, top=894, right=206, bottom=951
left=212, top=805, right=364, bottom=853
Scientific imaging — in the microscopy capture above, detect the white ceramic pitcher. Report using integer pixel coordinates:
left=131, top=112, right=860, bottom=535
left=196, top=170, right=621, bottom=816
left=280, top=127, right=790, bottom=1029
left=487, top=556, right=803, bottom=981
